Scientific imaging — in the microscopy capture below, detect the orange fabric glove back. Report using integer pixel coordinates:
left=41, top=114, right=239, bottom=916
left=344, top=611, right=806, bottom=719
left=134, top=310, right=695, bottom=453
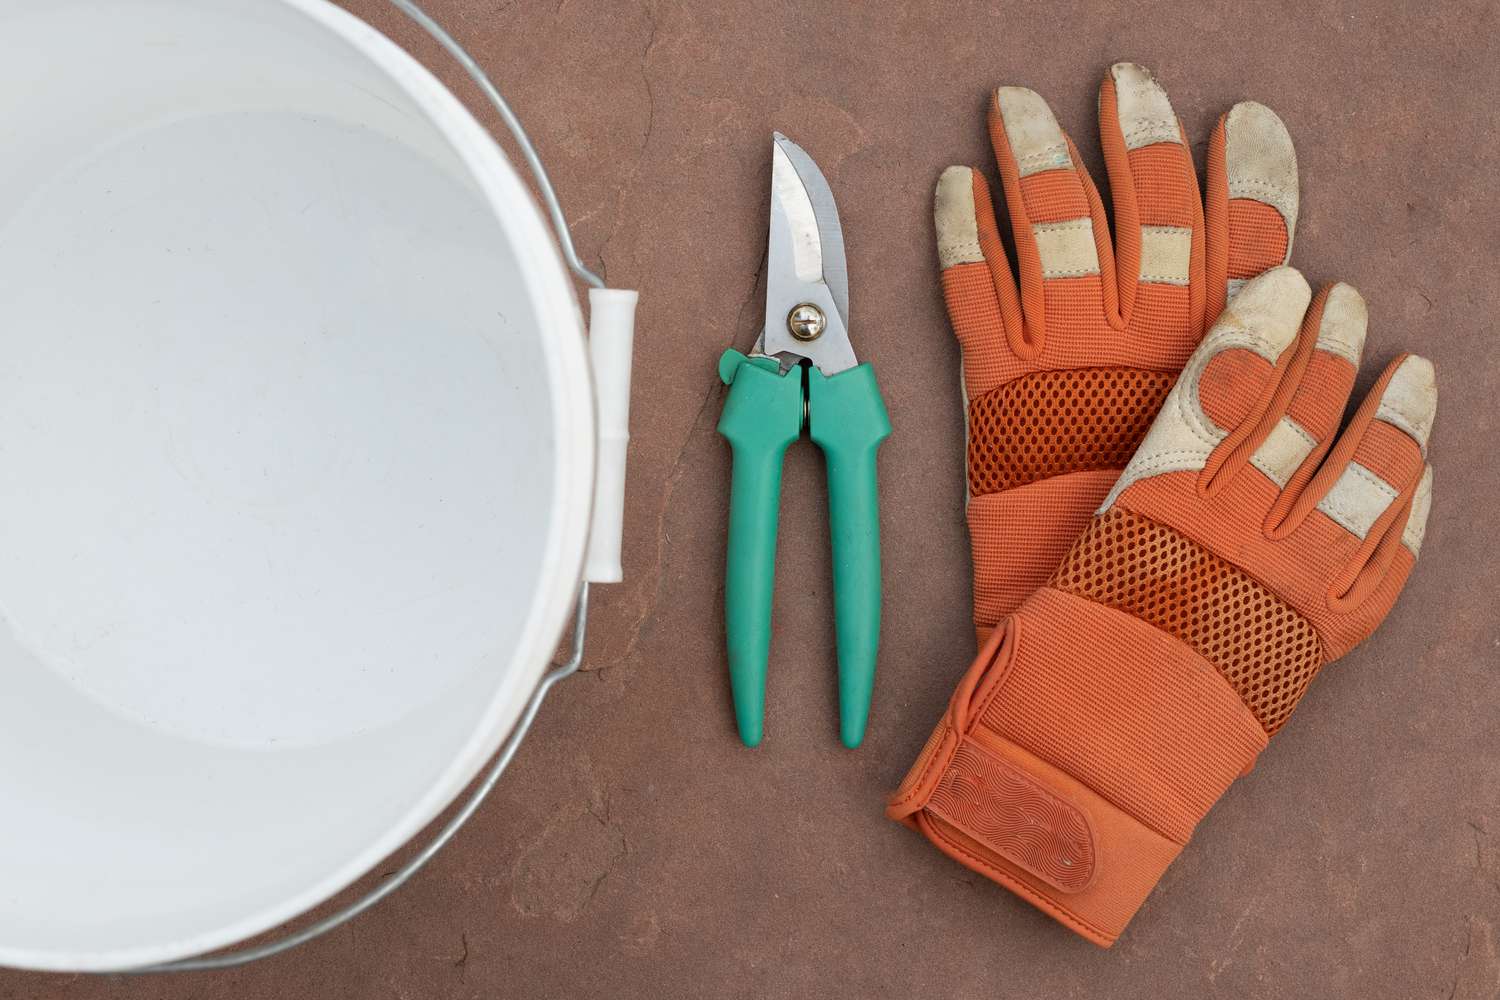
left=937, top=63, right=1298, bottom=639
left=890, top=267, right=1437, bottom=946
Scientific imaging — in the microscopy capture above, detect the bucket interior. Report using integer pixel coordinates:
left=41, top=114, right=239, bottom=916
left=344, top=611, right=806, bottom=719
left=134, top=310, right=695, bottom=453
left=0, top=0, right=574, bottom=967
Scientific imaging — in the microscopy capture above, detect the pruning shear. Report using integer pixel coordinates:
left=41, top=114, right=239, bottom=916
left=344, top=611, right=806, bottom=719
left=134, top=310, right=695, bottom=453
left=716, top=133, right=891, bottom=749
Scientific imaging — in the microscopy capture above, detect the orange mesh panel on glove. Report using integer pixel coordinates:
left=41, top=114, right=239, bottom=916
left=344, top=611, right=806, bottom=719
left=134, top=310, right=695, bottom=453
left=934, top=64, right=1298, bottom=632
left=967, top=368, right=1174, bottom=494
left=1050, top=508, right=1322, bottom=734
left=893, top=268, right=1438, bottom=948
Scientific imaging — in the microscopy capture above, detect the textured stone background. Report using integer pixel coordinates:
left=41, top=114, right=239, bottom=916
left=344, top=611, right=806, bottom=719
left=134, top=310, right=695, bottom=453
left=4, top=1, right=1497, bottom=997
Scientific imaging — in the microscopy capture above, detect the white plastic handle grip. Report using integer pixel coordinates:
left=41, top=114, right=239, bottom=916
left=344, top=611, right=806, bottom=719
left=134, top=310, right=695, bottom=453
left=584, top=287, right=639, bottom=583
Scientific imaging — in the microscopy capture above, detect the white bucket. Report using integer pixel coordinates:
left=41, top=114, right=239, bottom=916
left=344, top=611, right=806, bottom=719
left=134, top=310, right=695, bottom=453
left=0, top=0, right=633, bottom=972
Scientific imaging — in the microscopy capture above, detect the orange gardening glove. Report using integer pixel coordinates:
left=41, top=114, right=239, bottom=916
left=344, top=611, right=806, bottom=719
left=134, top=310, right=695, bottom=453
left=889, top=267, right=1437, bottom=946
left=936, top=63, right=1298, bottom=640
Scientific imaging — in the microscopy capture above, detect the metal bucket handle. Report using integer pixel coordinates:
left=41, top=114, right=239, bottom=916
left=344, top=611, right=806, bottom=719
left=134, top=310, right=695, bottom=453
left=137, top=0, right=633, bottom=972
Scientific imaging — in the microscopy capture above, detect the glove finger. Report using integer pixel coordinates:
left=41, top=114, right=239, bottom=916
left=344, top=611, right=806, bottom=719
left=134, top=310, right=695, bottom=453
left=1192, top=282, right=1364, bottom=503
left=1097, top=63, right=1204, bottom=339
left=935, top=165, right=1025, bottom=400
left=988, top=86, right=1115, bottom=352
left=1296, top=353, right=1434, bottom=656
left=1242, top=355, right=1428, bottom=641
left=1284, top=353, right=1435, bottom=532
left=1204, top=102, right=1298, bottom=325
left=1251, top=283, right=1367, bottom=520
left=1101, top=265, right=1311, bottom=512
left=1352, top=459, right=1437, bottom=647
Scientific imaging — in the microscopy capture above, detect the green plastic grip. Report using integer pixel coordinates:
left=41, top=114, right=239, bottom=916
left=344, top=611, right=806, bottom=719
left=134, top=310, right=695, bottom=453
left=807, top=363, right=891, bottom=748
left=717, top=350, right=802, bottom=747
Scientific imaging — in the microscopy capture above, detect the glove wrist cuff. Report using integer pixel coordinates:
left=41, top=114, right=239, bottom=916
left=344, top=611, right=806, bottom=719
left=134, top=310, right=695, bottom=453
left=889, top=590, right=1269, bottom=946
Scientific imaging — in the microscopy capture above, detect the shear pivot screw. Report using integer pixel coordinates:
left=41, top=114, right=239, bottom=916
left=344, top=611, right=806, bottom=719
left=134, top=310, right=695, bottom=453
left=787, top=303, right=825, bottom=342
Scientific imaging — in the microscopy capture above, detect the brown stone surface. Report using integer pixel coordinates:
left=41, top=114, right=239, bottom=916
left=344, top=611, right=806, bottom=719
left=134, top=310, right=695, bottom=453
left=4, top=1, right=1498, bottom=997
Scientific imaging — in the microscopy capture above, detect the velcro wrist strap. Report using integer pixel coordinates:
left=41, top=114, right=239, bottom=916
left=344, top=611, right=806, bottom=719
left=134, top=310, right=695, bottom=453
left=929, top=736, right=1099, bottom=893
left=917, top=730, right=1182, bottom=947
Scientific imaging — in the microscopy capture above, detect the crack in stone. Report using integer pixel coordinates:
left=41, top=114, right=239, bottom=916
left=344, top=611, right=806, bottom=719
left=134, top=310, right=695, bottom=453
left=638, top=3, right=659, bottom=157
left=598, top=0, right=661, bottom=284
left=511, top=795, right=627, bottom=922
left=734, top=244, right=770, bottom=343
left=580, top=785, right=626, bottom=911
left=590, top=379, right=719, bottom=675
left=1468, top=819, right=1500, bottom=893
left=1448, top=913, right=1500, bottom=1000
left=591, top=249, right=768, bottom=675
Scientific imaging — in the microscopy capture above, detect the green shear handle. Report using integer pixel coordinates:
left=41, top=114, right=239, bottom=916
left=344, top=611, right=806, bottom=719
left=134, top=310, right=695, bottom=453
left=718, top=349, right=891, bottom=748
left=807, top=363, right=889, bottom=748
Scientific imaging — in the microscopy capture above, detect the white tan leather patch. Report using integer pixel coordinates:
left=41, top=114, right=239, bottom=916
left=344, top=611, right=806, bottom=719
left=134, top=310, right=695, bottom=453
left=1032, top=219, right=1100, bottom=278
left=1101, top=266, right=1311, bottom=510
left=1250, top=416, right=1317, bottom=488
left=935, top=166, right=985, bottom=269
left=1403, top=465, right=1434, bottom=557
left=1375, top=355, right=1438, bottom=452
left=1314, top=282, right=1368, bottom=365
left=1111, top=62, right=1180, bottom=150
left=1317, top=461, right=1399, bottom=539
left=1138, top=225, right=1192, bottom=285
left=996, top=86, right=1072, bottom=177
left=1224, top=101, right=1299, bottom=249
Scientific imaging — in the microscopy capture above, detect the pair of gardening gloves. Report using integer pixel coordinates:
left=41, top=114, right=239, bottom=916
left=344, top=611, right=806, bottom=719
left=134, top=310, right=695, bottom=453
left=887, top=63, right=1437, bottom=947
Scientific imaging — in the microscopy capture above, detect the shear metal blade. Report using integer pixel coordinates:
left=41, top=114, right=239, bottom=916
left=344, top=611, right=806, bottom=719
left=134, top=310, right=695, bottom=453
left=759, top=133, right=856, bottom=375
left=773, top=133, right=847, bottom=326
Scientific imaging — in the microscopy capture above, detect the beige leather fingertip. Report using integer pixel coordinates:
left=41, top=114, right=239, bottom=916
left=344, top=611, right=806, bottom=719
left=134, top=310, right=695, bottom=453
left=1216, top=265, right=1312, bottom=360
left=1312, top=282, right=1369, bottom=365
left=1109, top=62, right=1181, bottom=150
left=1224, top=101, right=1299, bottom=250
left=935, top=166, right=986, bottom=269
left=995, top=86, right=1072, bottom=177
left=1375, top=355, right=1438, bottom=453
